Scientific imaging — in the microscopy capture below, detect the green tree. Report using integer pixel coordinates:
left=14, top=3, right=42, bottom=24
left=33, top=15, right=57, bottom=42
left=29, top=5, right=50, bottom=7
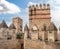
left=16, top=33, right=24, bottom=39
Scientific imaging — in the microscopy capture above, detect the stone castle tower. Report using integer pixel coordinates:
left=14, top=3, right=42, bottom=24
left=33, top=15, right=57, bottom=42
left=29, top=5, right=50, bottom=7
left=13, top=17, right=23, bottom=33
left=24, top=4, right=59, bottom=49
left=29, top=4, right=57, bottom=41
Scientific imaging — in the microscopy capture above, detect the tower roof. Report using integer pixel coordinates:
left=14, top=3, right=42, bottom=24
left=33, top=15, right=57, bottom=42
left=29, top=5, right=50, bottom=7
left=9, top=23, right=16, bottom=29
left=24, top=24, right=29, bottom=31
left=0, top=20, right=8, bottom=28
left=49, top=22, right=57, bottom=31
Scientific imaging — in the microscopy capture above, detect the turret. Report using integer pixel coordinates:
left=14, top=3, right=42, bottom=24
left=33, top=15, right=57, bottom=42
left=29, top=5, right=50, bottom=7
left=29, top=6, right=31, bottom=11
left=43, top=4, right=46, bottom=9
left=47, top=4, right=50, bottom=9
left=32, top=5, right=35, bottom=15
left=40, top=4, right=42, bottom=9
left=36, top=4, right=38, bottom=10
left=31, top=5, right=35, bottom=10
left=29, top=6, right=32, bottom=16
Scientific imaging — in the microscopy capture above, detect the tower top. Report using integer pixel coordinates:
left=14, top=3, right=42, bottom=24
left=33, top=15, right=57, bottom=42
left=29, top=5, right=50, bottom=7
left=29, top=3, right=51, bottom=19
left=29, top=3, right=50, bottom=10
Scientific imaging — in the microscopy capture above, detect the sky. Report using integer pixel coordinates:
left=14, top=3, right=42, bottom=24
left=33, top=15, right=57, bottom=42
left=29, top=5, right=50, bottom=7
left=0, top=0, right=60, bottom=29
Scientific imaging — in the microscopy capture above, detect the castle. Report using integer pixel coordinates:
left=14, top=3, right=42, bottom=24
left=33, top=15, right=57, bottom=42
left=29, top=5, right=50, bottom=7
left=24, top=4, right=60, bottom=49
left=0, top=3, right=60, bottom=49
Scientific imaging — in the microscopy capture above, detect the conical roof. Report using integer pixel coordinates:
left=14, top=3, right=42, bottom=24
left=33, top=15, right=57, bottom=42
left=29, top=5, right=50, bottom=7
left=24, top=24, right=29, bottom=31
left=9, top=23, right=16, bottom=29
left=49, top=22, right=57, bottom=31
left=0, top=20, right=8, bottom=28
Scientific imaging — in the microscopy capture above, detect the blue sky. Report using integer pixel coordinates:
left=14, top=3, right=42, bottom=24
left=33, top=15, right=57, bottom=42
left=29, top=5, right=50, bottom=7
left=0, top=0, right=60, bottom=28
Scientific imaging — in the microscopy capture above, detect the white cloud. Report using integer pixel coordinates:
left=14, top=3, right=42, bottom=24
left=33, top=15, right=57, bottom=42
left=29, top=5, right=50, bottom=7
left=27, top=2, right=37, bottom=7
left=55, top=0, right=60, bottom=4
left=0, top=0, right=21, bottom=14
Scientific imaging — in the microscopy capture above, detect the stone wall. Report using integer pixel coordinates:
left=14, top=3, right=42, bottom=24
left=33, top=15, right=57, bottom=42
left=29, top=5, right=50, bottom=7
left=24, top=39, right=45, bottom=49
left=24, top=39, right=60, bottom=49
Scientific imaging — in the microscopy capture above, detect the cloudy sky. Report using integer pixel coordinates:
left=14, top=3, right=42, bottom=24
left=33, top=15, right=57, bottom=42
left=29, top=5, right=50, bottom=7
left=0, top=0, right=60, bottom=28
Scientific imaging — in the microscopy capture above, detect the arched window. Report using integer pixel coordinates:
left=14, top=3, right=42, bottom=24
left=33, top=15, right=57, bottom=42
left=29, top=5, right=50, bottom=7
left=32, top=24, right=39, bottom=31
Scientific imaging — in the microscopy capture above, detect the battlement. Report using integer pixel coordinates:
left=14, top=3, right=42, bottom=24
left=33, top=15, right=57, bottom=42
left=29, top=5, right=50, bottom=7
left=29, top=4, right=51, bottom=19
left=29, top=4, right=50, bottom=10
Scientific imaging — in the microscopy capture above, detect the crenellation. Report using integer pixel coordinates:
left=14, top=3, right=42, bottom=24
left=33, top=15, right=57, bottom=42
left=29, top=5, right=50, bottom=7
left=43, top=4, right=46, bottom=9
left=36, top=4, right=38, bottom=10
left=40, top=4, right=42, bottom=9
left=29, top=4, right=50, bottom=11
left=29, top=4, right=50, bottom=17
left=31, top=5, right=35, bottom=10
left=47, top=4, right=50, bottom=9
left=29, top=6, right=32, bottom=16
left=29, top=6, right=32, bottom=11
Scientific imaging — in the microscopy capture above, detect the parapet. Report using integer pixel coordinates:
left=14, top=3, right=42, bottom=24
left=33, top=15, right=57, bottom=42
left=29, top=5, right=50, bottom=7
left=43, top=4, right=46, bottom=9
left=29, top=3, right=50, bottom=16
left=29, top=3, right=50, bottom=10
left=40, top=4, right=42, bottom=9
left=47, top=4, right=50, bottom=9
left=36, top=4, right=38, bottom=9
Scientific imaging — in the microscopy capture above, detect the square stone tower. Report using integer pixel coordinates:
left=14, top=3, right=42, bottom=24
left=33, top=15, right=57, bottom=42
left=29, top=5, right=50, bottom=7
left=29, top=4, right=51, bottom=40
left=24, top=3, right=58, bottom=49
left=13, top=17, right=23, bottom=33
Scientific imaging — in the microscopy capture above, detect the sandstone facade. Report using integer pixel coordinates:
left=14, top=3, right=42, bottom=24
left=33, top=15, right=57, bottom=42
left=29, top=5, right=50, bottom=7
left=13, top=17, right=23, bottom=33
